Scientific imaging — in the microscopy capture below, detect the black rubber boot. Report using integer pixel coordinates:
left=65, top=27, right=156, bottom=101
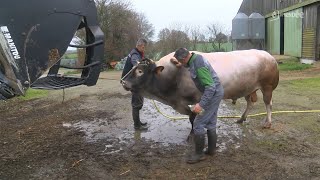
left=204, top=129, right=217, bottom=156
left=132, top=108, right=148, bottom=130
left=187, top=134, right=206, bottom=164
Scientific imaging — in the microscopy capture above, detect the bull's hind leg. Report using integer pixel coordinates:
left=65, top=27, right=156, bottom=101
left=236, top=91, right=257, bottom=124
left=261, top=86, right=273, bottom=128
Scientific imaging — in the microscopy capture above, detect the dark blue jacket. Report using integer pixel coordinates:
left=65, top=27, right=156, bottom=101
left=121, top=48, right=143, bottom=78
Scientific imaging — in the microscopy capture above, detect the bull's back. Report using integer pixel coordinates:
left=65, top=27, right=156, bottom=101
left=157, top=50, right=278, bottom=100
left=202, top=50, right=278, bottom=99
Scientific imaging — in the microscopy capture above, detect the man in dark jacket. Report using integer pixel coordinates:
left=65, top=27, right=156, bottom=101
left=121, top=38, right=148, bottom=130
left=174, top=48, right=224, bottom=164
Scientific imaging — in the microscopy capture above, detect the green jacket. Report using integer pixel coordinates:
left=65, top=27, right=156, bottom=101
left=187, top=53, right=223, bottom=109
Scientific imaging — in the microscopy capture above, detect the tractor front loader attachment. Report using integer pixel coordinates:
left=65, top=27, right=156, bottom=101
left=0, top=0, right=104, bottom=100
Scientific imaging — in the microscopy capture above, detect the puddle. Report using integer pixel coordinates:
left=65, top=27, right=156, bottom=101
left=62, top=123, right=72, bottom=128
left=102, top=144, right=123, bottom=155
left=64, top=99, right=243, bottom=151
left=67, top=118, right=125, bottom=143
left=136, top=100, right=243, bottom=149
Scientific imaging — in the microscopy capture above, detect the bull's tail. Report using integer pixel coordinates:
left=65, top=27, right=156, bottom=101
left=273, top=68, right=280, bottom=90
left=272, top=57, right=280, bottom=90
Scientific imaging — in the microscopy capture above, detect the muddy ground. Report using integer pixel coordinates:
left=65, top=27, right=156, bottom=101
left=1, top=63, right=320, bottom=179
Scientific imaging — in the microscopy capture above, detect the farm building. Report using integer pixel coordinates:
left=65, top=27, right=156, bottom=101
left=233, top=0, right=320, bottom=62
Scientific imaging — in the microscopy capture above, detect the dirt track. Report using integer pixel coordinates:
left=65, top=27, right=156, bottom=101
left=1, top=69, right=320, bottom=179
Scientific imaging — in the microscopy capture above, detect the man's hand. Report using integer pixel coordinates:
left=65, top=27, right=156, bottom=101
left=170, top=58, right=182, bottom=68
left=192, top=103, right=203, bottom=114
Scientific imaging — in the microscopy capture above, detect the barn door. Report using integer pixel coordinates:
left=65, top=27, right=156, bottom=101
left=317, top=5, right=320, bottom=60
left=267, top=16, right=281, bottom=55
left=284, top=8, right=303, bottom=57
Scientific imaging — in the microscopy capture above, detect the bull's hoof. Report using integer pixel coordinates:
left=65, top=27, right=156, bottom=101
left=263, top=122, right=272, bottom=129
left=232, top=99, right=237, bottom=105
left=236, top=118, right=246, bottom=124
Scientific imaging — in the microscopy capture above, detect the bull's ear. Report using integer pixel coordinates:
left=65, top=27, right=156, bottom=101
left=170, top=58, right=182, bottom=68
left=154, top=66, right=164, bottom=75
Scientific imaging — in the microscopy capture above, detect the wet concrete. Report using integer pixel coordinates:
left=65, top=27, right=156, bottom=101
left=64, top=99, right=243, bottom=151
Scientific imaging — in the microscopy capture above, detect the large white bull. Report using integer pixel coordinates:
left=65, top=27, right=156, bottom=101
left=122, top=49, right=279, bottom=131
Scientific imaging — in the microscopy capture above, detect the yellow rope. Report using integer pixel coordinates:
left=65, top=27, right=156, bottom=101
left=151, top=100, right=188, bottom=120
left=151, top=100, right=320, bottom=120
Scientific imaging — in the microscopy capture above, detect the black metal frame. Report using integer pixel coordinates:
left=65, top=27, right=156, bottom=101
left=0, top=0, right=104, bottom=99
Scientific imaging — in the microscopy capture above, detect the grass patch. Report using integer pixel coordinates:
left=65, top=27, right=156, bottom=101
left=18, top=89, right=48, bottom=100
left=64, top=70, right=81, bottom=75
left=306, top=134, right=320, bottom=144
left=195, top=42, right=233, bottom=52
left=278, top=57, right=312, bottom=71
left=62, top=53, right=78, bottom=59
left=255, top=139, right=289, bottom=151
left=289, top=77, right=320, bottom=90
left=291, top=117, right=320, bottom=133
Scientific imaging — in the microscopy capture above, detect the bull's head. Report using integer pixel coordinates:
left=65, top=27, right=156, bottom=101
left=121, top=58, right=164, bottom=92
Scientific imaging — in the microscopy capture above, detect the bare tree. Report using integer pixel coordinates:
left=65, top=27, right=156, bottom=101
left=207, top=22, right=228, bottom=52
left=190, top=25, right=204, bottom=50
left=188, top=25, right=203, bottom=51
left=215, top=32, right=228, bottom=50
left=170, top=29, right=190, bottom=50
left=156, top=27, right=191, bottom=57
left=128, top=12, right=154, bottom=44
left=76, top=0, right=154, bottom=62
left=157, top=28, right=171, bottom=56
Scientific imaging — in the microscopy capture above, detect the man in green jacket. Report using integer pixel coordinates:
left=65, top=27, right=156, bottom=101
left=174, top=48, right=224, bottom=164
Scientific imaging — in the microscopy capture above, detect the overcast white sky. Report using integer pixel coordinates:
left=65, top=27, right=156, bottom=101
left=130, top=0, right=243, bottom=39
